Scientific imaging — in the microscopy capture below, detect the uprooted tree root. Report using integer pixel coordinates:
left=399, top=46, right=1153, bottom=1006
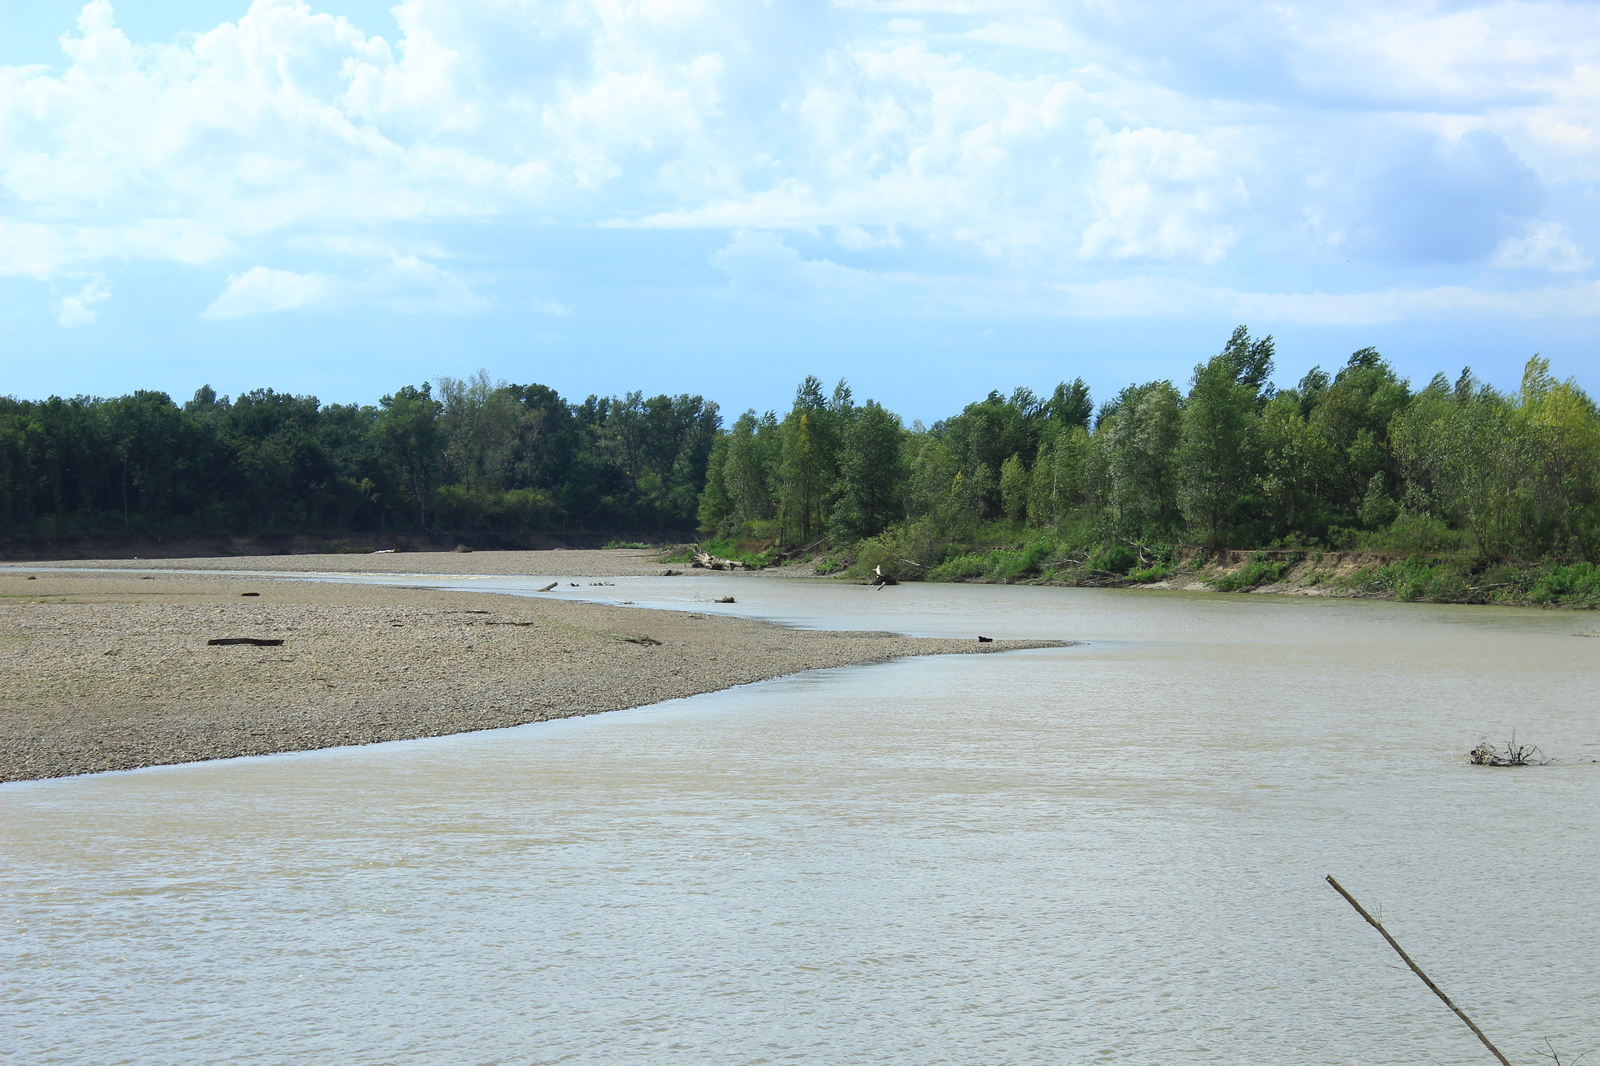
left=1469, top=737, right=1552, bottom=766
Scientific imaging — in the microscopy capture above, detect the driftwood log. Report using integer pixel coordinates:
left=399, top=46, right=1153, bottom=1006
left=207, top=638, right=284, bottom=647
left=691, top=549, right=743, bottom=571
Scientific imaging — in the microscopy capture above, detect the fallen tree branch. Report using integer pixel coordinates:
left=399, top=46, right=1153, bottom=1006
left=691, top=547, right=743, bottom=571
left=1326, top=875, right=1511, bottom=1066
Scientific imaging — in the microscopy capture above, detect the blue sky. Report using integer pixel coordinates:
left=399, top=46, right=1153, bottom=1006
left=2, top=0, right=1596, bottom=423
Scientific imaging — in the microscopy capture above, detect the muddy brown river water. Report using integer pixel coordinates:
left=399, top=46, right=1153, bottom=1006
left=4, top=577, right=1597, bottom=1064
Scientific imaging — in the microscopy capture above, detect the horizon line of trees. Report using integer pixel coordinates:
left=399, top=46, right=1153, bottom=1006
left=6, top=332, right=1597, bottom=564
left=697, top=329, right=1600, bottom=563
left=0, top=372, right=719, bottom=536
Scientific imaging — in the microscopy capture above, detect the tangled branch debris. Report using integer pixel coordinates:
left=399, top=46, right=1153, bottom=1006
left=1468, top=736, right=1552, bottom=766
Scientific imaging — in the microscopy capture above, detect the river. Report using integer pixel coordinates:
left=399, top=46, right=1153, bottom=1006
left=4, top=577, right=1597, bottom=1064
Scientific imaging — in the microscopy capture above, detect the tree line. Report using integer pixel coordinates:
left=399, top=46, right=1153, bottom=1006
left=698, top=329, right=1600, bottom=567
left=0, top=372, right=719, bottom=535
left=5, top=330, right=1596, bottom=569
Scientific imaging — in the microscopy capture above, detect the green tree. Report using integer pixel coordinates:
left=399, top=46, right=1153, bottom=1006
left=1177, top=355, right=1260, bottom=547
left=831, top=400, right=905, bottom=540
left=903, top=431, right=955, bottom=526
left=375, top=383, right=442, bottom=528
left=777, top=377, right=843, bottom=542
left=1254, top=391, right=1334, bottom=540
left=1028, top=424, right=1089, bottom=526
left=999, top=453, right=1029, bottom=523
left=1047, top=378, right=1094, bottom=430
left=1094, top=381, right=1183, bottom=537
left=1306, top=349, right=1412, bottom=526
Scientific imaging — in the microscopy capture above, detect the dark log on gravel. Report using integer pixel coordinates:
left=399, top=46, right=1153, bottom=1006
left=207, top=638, right=284, bottom=647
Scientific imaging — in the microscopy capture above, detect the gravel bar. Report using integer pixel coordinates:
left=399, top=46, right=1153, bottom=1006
left=1, top=556, right=1067, bottom=782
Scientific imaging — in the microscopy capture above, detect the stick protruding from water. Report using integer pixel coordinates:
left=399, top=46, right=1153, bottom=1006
left=1325, top=875, right=1511, bottom=1066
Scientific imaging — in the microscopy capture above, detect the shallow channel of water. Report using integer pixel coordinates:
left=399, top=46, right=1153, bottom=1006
left=4, top=579, right=1597, bottom=1064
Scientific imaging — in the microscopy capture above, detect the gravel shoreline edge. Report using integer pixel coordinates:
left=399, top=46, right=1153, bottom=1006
left=2, top=551, right=1068, bottom=783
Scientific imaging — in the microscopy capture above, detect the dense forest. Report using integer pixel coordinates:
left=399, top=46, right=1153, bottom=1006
left=695, top=329, right=1600, bottom=593
left=0, top=373, right=719, bottom=535
left=4, top=329, right=1598, bottom=600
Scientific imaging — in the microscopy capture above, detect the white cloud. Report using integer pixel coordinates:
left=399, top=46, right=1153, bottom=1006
left=1052, top=277, right=1600, bottom=324
left=2, top=0, right=1597, bottom=328
left=201, top=266, right=338, bottom=319
left=200, top=257, right=487, bottom=319
left=0, top=218, right=233, bottom=278
left=1078, top=120, right=1246, bottom=263
left=54, top=276, right=111, bottom=326
left=711, top=231, right=883, bottom=299
left=705, top=231, right=1600, bottom=324
left=1492, top=221, right=1592, bottom=272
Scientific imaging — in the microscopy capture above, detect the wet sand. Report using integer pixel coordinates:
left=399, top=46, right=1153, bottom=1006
left=1, top=554, right=1062, bottom=782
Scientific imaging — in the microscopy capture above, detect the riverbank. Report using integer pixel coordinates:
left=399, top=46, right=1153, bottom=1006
left=807, top=537, right=1599, bottom=608
left=0, top=557, right=1062, bottom=782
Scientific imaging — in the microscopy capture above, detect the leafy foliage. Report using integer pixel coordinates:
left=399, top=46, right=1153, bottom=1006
left=1, top=376, right=718, bottom=534
left=692, top=330, right=1595, bottom=607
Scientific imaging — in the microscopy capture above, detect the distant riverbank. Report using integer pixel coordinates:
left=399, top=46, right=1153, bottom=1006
left=0, top=552, right=1061, bottom=782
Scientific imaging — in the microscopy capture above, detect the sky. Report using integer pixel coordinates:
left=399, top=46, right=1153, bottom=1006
left=2, top=0, right=1597, bottom=423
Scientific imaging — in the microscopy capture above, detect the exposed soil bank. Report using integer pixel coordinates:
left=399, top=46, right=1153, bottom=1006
left=1135, top=549, right=1400, bottom=597
left=0, top=559, right=1062, bottom=783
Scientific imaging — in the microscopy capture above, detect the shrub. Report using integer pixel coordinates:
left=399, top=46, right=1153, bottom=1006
left=1528, top=562, right=1600, bottom=607
left=1211, top=551, right=1291, bottom=592
left=1128, top=563, right=1175, bottom=583
left=1089, top=545, right=1138, bottom=574
left=1363, top=557, right=1470, bottom=601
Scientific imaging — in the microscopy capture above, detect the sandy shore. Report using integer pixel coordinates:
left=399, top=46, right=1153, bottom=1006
left=1, top=554, right=1062, bottom=782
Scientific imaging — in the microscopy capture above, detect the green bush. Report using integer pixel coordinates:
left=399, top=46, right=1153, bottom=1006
left=1330, top=514, right=1476, bottom=555
left=1128, top=563, right=1175, bottom=583
left=926, top=551, right=993, bottom=582
left=1211, top=551, right=1290, bottom=592
left=1089, top=545, right=1138, bottom=574
left=1528, top=562, right=1600, bottom=607
left=813, top=552, right=851, bottom=575
left=700, top=536, right=782, bottom=568
left=920, top=535, right=1066, bottom=583
left=1363, top=557, right=1470, bottom=601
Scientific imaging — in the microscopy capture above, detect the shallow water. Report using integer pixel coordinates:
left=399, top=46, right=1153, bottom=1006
left=4, top=580, right=1597, bottom=1065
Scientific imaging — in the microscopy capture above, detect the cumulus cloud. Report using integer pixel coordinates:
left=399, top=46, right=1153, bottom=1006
left=54, top=276, right=111, bottom=326
left=1, top=0, right=1596, bottom=327
left=1078, top=120, right=1247, bottom=263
